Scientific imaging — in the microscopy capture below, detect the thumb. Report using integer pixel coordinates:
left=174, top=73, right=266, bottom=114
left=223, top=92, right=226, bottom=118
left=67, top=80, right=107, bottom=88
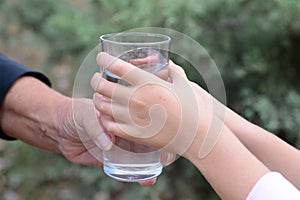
left=73, top=99, right=112, bottom=151
left=84, top=111, right=113, bottom=151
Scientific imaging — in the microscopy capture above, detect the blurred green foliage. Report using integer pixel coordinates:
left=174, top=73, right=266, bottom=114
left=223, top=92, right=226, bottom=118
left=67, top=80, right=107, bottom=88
left=0, top=0, right=300, bottom=199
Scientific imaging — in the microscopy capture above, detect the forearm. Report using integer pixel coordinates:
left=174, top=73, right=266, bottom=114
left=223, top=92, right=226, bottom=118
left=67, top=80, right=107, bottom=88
left=204, top=89, right=300, bottom=188
left=0, top=76, right=73, bottom=153
left=185, top=118, right=269, bottom=200
left=194, top=84, right=300, bottom=188
left=223, top=106, right=300, bottom=188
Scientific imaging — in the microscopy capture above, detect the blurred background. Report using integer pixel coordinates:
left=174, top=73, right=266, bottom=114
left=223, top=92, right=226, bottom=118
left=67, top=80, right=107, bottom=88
left=0, top=0, right=299, bottom=199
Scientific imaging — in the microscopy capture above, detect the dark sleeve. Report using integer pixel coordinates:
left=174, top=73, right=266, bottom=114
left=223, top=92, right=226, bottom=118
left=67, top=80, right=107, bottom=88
left=0, top=53, right=51, bottom=140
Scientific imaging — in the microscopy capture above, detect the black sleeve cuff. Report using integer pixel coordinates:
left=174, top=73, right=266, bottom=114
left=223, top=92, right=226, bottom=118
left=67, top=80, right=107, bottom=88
left=0, top=53, right=51, bottom=140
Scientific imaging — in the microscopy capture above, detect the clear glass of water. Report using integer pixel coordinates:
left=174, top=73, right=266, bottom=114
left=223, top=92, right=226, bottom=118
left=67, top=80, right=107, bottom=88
left=99, top=32, right=170, bottom=182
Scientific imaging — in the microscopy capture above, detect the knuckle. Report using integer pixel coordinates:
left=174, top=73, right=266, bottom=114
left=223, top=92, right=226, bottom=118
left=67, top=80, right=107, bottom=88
left=129, top=90, right=148, bottom=107
left=178, top=67, right=185, bottom=74
left=132, top=97, right=147, bottom=108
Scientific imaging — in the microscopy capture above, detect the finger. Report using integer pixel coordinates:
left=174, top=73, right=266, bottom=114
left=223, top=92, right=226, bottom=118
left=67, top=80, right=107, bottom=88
left=155, top=67, right=169, bottom=81
left=138, top=178, right=157, bottom=186
left=70, top=150, right=103, bottom=168
left=97, top=52, right=160, bottom=85
left=80, top=145, right=103, bottom=168
left=90, top=72, right=101, bottom=91
left=93, top=93, right=111, bottom=115
left=100, top=115, right=132, bottom=140
left=100, top=115, right=121, bottom=135
left=93, top=93, right=126, bottom=122
left=84, top=114, right=113, bottom=151
left=130, top=58, right=149, bottom=66
left=130, top=53, right=160, bottom=66
left=90, top=73, right=116, bottom=98
left=160, top=151, right=177, bottom=166
left=74, top=99, right=113, bottom=151
left=91, top=73, right=131, bottom=102
left=130, top=54, right=169, bottom=81
left=97, top=114, right=116, bottom=143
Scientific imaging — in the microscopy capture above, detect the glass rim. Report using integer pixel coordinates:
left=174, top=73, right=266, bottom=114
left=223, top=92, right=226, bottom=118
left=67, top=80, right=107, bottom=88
left=99, top=32, right=171, bottom=46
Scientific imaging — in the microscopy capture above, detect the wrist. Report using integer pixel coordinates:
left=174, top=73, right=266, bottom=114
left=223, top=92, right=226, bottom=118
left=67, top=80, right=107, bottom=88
left=52, top=95, right=77, bottom=154
left=0, top=76, right=66, bottom=152
left=29, top=87, right=70, bottom=153
left=182, top=88, right=219, bottom=161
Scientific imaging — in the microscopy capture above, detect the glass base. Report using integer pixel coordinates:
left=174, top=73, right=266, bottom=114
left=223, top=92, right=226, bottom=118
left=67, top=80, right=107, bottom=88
left=103, top=162, right=163, bottom=182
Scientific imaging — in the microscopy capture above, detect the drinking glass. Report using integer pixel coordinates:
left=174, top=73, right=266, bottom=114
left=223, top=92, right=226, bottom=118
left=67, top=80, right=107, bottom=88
left=99, top=32, right=170, bottom=182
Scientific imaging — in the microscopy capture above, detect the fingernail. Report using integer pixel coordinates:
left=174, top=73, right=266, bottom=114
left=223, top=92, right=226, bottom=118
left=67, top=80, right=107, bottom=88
left=96, top=134, right=112, bottom=151
left=90, top=73, right=101, bottom=91
left=166, top=153, right=176, bottom=164
left=139, top=178, right=157, bottom=186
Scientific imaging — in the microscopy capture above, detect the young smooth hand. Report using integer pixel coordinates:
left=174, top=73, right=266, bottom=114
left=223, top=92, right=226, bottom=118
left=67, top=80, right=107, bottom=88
left=90, top=52, right=214, bottom=158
